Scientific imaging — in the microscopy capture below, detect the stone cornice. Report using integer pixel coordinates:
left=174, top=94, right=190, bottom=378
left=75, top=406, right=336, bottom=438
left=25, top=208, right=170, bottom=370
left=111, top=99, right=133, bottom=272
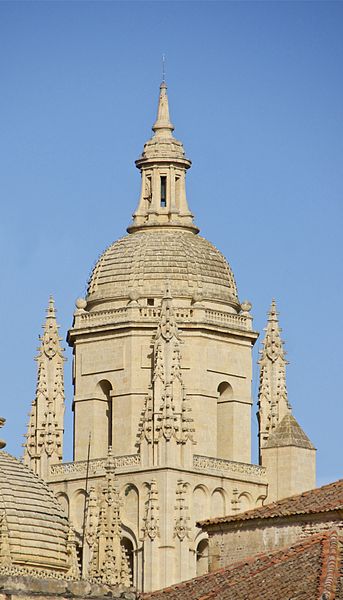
left=68, top=305, right=258, bottom=346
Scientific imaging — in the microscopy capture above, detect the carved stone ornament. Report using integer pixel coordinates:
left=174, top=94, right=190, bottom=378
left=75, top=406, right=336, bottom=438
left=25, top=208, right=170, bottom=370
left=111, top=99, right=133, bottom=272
left=142, top=479, right=160, bottom=540
left=174, top=479, right=190, bottom=541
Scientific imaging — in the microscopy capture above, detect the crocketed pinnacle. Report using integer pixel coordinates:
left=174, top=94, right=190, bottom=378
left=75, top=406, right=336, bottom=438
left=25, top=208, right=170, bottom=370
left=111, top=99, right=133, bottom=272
left=23, top=297, right=66, bottom=478
left=258, top=300, right=291, bottom=453
left=88, top=447, right=131, bottom=587
left=139, top=289, right=195, bottom=467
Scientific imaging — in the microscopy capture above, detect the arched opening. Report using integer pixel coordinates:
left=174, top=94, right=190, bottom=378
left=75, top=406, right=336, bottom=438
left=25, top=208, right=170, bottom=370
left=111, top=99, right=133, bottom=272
left=217, top=382, right=233, bottom=459
left=196, top=538, right=209, bottom=576
left=121, top=537, right=134, bottom=584
left=96, top=380, right=113, bottom=449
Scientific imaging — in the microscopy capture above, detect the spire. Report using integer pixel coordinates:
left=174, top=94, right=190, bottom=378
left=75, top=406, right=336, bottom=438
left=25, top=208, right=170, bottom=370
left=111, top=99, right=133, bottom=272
left=152, top=81, right=174, bottom=136
left=257, top=300, right=291, bottom=457
left=23, top=297, right=66, bottom=479
left=128, top=81, right=198, bottom=233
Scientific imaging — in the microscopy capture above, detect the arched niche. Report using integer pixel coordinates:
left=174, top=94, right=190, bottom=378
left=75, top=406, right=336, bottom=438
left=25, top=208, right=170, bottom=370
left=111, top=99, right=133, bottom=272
left=95, top=379, right=113, bottom=449
left=217, top=381, right=233, bottom=399
left=238, top=492, right=253, bottom=513
left=56, top=492, right=69, bottom=518
left=71, top=489, right=87, bottom=533
left=123, top=483, right=139, bottom=531
left=217, top=381, right=233, bottom=459
left=192, top=485, right=209, bottom=523
left=196, top=537, right=209, bottom=576
left=211, top=488, right=226, bottom=518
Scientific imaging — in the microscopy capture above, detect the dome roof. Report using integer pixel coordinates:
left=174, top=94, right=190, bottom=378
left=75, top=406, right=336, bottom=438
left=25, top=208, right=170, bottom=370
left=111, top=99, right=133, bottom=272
left=0, top=451, right=70, bottom=573
left=87, top=229, right=239, bottom=308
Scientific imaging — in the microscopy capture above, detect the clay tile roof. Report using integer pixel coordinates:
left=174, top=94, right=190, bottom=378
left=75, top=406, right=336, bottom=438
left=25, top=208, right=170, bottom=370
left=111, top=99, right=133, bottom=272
left=265, top=413, right=315, bottom=449
left=198, top=478, right=343, bottom=527
left=143, top=530, right=343, bottom=600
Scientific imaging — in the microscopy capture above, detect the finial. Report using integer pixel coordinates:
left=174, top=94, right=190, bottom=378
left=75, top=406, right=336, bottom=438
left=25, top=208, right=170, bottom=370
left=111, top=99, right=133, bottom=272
left=47, top=295, right=56, bottom=317
left=0, top=417, right=6, bottom=449
left=162, top=53, right=166, bottom=83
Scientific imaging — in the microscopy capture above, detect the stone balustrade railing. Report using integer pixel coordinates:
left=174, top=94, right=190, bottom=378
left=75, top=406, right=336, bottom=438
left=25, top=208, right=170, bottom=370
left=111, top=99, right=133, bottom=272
left=51, top=453, right=266, bottom=480
left=50, top=453, right=141, bottom=476
left=193, top=454, right=266, bottom=479
left=204, top=309, right=250, bottom=329
left=74, top=305, right=252, bottom=331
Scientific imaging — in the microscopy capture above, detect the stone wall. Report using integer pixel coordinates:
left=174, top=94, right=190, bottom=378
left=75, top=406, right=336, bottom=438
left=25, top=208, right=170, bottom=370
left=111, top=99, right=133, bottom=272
left=0, top=576, right=139, bottom=600
left=208, top=512, right=343, bottom=570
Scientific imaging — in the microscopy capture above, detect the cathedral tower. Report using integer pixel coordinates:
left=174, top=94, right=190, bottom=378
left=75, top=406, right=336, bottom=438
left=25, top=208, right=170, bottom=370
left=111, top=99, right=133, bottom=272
left=45, top=81, right=267, bottom=591
left=26, top=82, right=315, bottom=593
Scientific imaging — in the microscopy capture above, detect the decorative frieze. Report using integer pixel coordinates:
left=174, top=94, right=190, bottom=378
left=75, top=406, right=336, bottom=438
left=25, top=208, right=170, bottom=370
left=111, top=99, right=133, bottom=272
left=193, top=455, right=266, bottom=479
left=50, top=454, right=141, bottom=476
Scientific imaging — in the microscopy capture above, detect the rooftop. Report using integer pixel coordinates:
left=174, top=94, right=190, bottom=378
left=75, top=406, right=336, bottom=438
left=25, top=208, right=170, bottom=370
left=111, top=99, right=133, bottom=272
left=143, top=530, right=343, bottom=600
left=265, top=413, right=315, bottom=449
left=199, top=478, right=343, bottom=527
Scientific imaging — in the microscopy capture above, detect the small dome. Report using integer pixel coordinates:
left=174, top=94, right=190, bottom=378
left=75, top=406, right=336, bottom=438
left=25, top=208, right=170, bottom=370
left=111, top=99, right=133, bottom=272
left=0, top=451, right=70, bottom=573
left=87, top=229, right=239, bottom=308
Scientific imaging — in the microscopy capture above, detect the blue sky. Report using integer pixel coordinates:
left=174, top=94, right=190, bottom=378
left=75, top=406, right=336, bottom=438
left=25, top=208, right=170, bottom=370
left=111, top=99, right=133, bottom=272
left=0, top=1, right=342, bottom=486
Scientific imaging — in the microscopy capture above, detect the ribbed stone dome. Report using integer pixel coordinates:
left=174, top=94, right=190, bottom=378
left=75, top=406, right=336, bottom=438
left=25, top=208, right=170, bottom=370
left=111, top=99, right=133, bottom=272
left=0, top=451, right=70, bottom=572
left=87, top=229, right=239, bottom=308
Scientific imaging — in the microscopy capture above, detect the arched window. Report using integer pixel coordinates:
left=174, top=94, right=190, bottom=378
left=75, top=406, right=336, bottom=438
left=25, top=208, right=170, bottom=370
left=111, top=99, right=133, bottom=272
left=217, top=382, right=233, bottom=458
left=121, top=537, right=134, bottom=584
left=196, top=538, right=209, bottom=576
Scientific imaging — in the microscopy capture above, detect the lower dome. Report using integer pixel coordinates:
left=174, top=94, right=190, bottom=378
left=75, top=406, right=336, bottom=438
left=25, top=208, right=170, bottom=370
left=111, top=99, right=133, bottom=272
left=0, top=451, right=70, bottom=573
left=87, top=229, right=239, bottom=308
